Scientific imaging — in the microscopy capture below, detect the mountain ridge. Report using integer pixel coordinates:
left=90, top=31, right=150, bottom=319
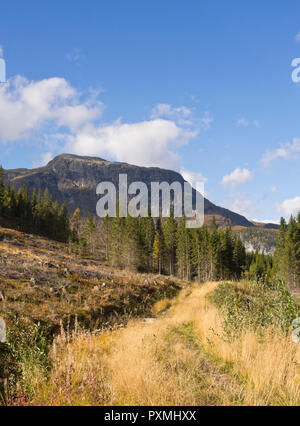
left=3, top=153, right=278, bottom=229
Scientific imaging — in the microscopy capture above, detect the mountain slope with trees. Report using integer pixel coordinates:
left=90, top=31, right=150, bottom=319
left=3, top=153, right=256, bottom=227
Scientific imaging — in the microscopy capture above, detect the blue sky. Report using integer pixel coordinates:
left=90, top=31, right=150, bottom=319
left=0, top=0, right=300, bottom=222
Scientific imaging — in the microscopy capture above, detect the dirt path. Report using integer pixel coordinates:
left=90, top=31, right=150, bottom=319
left=33, top=281, right=300, bottom=406
left=34, top=282, right=247, bottom=406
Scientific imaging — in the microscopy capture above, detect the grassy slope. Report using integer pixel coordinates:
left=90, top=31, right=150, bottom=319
left=0, top=227, right=185, bottom=335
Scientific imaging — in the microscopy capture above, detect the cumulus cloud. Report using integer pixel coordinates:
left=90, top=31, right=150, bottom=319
left=261, top=138, right=300, bottom=167
left=0, top=76, right=206, bottom=171
left=277, top=196, right=300, bottom=218
left=0, top=46, right=3, bottom=58
left=65, top=119, right=194, bottom=170
left=151, top=103, right=213, bottom=130
left=221, top=168, right=253, bottom=188
left=0, top=76, right=103, bottom=142
left=60, top=100, right=202, bottom=169
left=295, top=31, right=300, bottom=42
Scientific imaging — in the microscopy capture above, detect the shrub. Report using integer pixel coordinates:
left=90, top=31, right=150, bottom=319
left=208, top=280, right=299, bottom=341
left=0, top=317, right=50, bottom=404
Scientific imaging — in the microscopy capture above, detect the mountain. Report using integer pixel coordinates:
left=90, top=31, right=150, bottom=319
left=3, top=153, right=264, bottom=228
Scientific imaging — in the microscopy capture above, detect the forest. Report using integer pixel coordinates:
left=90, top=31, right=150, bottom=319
left=1, top=165, right=299, bottom=288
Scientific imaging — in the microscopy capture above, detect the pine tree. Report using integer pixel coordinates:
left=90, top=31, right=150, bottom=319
left=219, top=227, right=234, bottom=279
left=84, top=215, right=96, bottom=254
left=162, top=212, right=178, bottom=275
left=109, top=204, right=125, bottom=268
left=209, top=217, right=221, bottom=281
left=190, top=228, right=203, bottom=282
left=176, top=217, right=192, bottom=280
left=71, top=208, right=81, bottom=241
left=0, top=165, right=4, bottom=215
left=233, top=236, right=246, bottom=279
left=284, top=216, right=299, bottom=289
left=123, top=215, right=142, bottom=270
left=153, top=218, right=165, bottom=274
left=140, top=215, right=155, bottom=271
left=274, top=215, right=300, bottom=289
left=274, top=217, right=287, bottom=278
left=102, top=214, right=111, bottom=261
left=57, top=202, right=70, bottom=242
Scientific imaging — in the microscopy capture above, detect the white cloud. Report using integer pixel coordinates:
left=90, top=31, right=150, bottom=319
left=0, top=77, right=201, bottom=171
left=0, top=76, right=103, bottom=142
left=229, top=199, right=253, bottom=217
left=181, top=169, right=208, bottom=185
left=0, top=46, right=3, bottom=58
left=277, top=196, right=300, bottom=218
left=65, top=119, right=196, bottom=170
left=151, top=103, right=213, bottom=130
left=295, top=31, right=300, bottom=42
left=66, top=48, right=86, bottom=64
left=32, top=151, right=54, bottom=168
left=252, top=218, right=280, bottom=224
left=199, top=111, right=214, bottom=130
left=236, top=118, right=249, bottom=127
left=261, top=138, right=300, bottom=167
left=221, top=168, right=253, bottom=188
left=41, top=151, right=53, bottom=166
left=151, top=104, right=192, bottom=121
left=236, top=117, right=260, bottom=128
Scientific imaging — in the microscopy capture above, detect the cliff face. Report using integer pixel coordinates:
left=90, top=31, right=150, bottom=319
left=4, top=153, right=254, bottom=227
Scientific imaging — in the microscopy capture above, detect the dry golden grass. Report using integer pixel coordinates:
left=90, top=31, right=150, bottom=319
left=152, top=299, right=171, bottom=315
left=32, top=282, right=300, bottom=406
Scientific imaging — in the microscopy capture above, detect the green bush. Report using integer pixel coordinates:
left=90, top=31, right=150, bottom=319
left=208, top=280, right=299, bottom=341
left=0, top=318, right=50, bottom=404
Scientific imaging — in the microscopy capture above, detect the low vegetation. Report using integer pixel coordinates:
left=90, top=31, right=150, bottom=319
left=21, top=282, right=299, bottom=406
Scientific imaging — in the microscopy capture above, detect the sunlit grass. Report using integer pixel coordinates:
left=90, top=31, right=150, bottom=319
left=32, top=282, right=300, bottom=406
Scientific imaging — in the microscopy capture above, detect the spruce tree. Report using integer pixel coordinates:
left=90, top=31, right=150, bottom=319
left=153, top=218, right=165, bottom=274
left=176, top=217, right=192, bottom=280
left=162, top=212, right=178, bottom=275
left=274, top=217, right=287, bottom=278
left=233, top=236, right=246, bottom=279
left=140, top=215, right=155, bottom=271
left=209, top=217, right=221, bottom=281
left=0, top=165, right=4, bottom=215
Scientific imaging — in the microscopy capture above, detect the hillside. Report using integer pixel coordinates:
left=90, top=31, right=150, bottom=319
left=0, top=227, right=184, bottom=335
left=234, top=227, right=279, bottom=255
left=3, top=153, right=256, bottom=228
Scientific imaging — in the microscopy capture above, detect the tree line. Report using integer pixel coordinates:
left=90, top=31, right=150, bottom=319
left=70, top=208, right=247, bottom=282
left=273, top=215, right=300, bottom=289
left=0, top=166, right=70, bottom=242
left=244, top=214, right=300, bottom=289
